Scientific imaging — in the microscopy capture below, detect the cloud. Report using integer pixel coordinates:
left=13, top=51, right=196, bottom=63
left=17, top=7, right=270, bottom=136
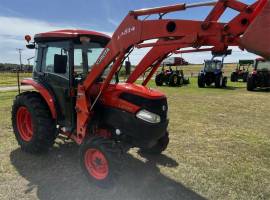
left=0, top=16, right=73, bottom=64
left=0, top=16, right=112, bottom=64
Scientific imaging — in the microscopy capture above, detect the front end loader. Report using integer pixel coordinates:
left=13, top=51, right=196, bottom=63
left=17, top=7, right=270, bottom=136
left=11, top=0, right=270, bottom=187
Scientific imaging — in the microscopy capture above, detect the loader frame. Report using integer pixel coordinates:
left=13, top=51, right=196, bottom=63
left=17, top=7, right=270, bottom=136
left=73, top=0, right=268, bottom=144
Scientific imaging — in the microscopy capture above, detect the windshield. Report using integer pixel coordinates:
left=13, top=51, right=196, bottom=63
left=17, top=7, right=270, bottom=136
left=256, top=60, right=270, bottom=71
left=74, top=42, right=104, bottom=74
left=204, top=60, right=222, bottom=72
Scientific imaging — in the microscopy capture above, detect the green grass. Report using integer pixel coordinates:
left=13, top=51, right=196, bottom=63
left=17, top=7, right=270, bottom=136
left=0, top=73, right=32, bottom=87
left=0, top=80, right=269, bottom=200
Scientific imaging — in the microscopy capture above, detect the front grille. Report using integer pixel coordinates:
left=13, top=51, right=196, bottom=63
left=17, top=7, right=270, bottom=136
left=119, top=92, right=168, bottom=122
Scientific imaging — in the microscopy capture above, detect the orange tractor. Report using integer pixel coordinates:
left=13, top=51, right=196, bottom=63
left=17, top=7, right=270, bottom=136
left=12, top=0, right=270, bottom=186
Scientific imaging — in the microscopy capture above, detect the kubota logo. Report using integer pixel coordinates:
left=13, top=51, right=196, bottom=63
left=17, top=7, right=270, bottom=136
left=117, top=26, right=136, bottom=40
left=96, top=48, right=110, bottom=65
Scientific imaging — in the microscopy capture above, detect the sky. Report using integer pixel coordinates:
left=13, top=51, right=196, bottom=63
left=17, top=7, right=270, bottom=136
left=0, top=0, right=258, bottom=65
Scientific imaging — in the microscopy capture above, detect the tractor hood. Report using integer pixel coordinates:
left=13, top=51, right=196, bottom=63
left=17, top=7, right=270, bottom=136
left=92, top=83, right=166, bottom=114
left=104, top=83, right=165, bottom=99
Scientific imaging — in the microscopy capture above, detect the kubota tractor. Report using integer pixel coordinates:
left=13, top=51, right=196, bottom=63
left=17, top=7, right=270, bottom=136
left=231, top=60, right=254, bottom=82
left=11, top=0, right=270, bottom=187
left=247, top=58, right=270, bottom=91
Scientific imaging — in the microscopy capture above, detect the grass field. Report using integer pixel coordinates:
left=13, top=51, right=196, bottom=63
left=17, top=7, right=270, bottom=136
left=0, top=73, right=32, bottom=87
left=0, top=79, right=269, bottom=200
left=0, top=63, right=238, bottom=87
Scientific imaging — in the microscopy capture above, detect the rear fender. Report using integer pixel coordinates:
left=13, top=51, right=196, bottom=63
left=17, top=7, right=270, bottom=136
left=21, top=79, right=57, bottom=119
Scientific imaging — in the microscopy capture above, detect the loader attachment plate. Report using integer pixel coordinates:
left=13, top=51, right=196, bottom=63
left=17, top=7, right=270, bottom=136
left=241, top=0, right=270, bottom=59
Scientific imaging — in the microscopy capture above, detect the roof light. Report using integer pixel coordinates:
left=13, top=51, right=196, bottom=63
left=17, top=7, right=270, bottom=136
left=80, top=36, right=90, bottom=43
left=25, top=35, right=32, bottom=43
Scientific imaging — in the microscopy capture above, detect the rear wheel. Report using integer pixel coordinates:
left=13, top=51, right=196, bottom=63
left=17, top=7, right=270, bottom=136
left=198, top=75, right=205, bottom=88
left=11, top=92, right=57, bottom=153
left=140, top=132, right=169, bottom=154
left=215, top=75, right=223, bottom=88
left=80, top=136, right=122, bottom=187
left=247, top=76, right=256, bottom=91
left=155, top=73, right=163, bottom=86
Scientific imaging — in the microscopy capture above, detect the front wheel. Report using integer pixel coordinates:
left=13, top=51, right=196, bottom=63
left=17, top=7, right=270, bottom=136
left=198, top=75, right=205, bottom=88
left=222, top=77, right=228, bottom=88
left=215, top=75, right=223, bottom=88
left=80, top=136, right=122, bottom=187
left=230, top=72, right=237, bottom=82
left=140, top=132, right=169, bottom=154
left=247, top=76, right=256, bottom=91
left=155, top=73, right=164, bottom=86
left=178, top=76, right=184, bottom=86
left=169, top=74, right=178, bottom=86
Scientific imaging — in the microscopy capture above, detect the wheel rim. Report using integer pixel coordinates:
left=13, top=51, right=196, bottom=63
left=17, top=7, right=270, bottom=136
left=84, top=148, right=109, bottom=180
left=16, top=107, right=33, bottom=142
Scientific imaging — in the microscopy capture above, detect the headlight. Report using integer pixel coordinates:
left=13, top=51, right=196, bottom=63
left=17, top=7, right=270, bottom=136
left=136, top=109, right=161, bottom=124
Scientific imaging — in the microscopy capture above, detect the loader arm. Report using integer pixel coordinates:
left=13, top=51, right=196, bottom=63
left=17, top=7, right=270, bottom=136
left=126, top=0, right=269, bottom=85
left=75, top=0, right=269, bottom=143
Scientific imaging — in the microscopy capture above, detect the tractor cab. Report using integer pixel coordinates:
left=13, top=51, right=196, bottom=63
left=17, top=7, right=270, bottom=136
left=24, top=30, right=111, bottom=128
left=254, top=58, right=270, bottom=72
left=247, top=58, right=270, bottom=91
left=203, top=59, right=223, bottom=73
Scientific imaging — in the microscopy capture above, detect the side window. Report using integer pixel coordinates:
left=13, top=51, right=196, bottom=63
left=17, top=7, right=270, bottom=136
left=74, top=49, right=83, bottom=74
left=43, top=45, right=69, bottom=78
left=32, top=47, right=39, bottom=72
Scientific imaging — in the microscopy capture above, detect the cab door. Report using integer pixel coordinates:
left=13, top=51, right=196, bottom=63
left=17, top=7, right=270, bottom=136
left=41, top=41, right=73, bottom=128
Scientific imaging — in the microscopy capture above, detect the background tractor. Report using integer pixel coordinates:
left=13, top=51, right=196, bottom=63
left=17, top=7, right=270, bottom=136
left=247, top=58, right=270, bottom=91
left=231, top=60, right=253, bottom=82
left=197, top=51, right=231, bottom=88
left=155, top=65, right=190, bottom=87
left=11, top=0, right=270, bottom=187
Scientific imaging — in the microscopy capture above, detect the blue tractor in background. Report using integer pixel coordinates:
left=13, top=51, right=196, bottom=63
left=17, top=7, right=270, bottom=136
left=198, top=50, right=231, bottom=88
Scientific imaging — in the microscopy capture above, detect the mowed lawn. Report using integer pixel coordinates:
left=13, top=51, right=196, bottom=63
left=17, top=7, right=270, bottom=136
left=0, top=79, right=269, bottom=200
left=0, top=73, right=32, bottom=87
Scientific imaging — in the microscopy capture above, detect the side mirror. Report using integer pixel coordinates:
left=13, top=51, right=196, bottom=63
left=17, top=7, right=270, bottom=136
left=26, top=43, right=35, bottom=49
left=54, top=54, right=67, bottom=74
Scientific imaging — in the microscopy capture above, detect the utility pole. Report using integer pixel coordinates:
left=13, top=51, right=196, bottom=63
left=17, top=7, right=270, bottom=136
left=16, top=48, right=23, bottom=94
left=27, top=56, right=35, bottom=71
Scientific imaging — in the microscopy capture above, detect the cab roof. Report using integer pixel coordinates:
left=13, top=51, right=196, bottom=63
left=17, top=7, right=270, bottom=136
left=34, top=29, right=111, bottom=43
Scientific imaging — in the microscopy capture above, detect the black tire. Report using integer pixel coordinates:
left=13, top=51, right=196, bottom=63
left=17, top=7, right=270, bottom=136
left=155, top=73, right=163, bottom=86
left=11, top=91, right=57, bottom=153
left=80, top=136, right=122, bottom=187
left=230, top=72, right=237, bottom=82
left=222, top=77, right=228, bottom=88
left=215, top=75, right=223, bottom=88
left=169, top=74, right=178, bottom=86
left=198, top=75, right=205, bottom=88
left=140, top=132, right=169, bottom=154
left=247, top=76, right=256, bottom=91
